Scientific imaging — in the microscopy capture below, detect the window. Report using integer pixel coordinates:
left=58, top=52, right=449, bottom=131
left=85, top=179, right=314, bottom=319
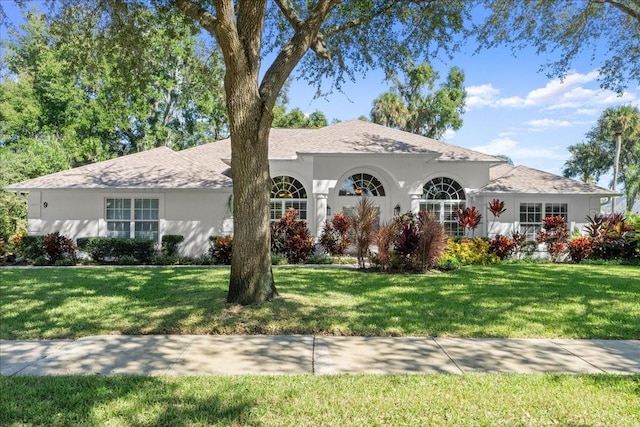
left=270, top=176, right=307, bottom=222
left=519, top=203, right=569, bottom=240
left=106, top=198, right=159, bottom=241
left=545, top=203, right=568, bottom=221
left=419, top=177, right=466, bottom=236
left=339, top=173, right=386, bottom=196
left=519, top=203, right=542, bottom=240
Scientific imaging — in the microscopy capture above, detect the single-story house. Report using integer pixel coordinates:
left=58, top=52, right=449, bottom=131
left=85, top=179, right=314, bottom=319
left=6, top=120, right=616, bottom=257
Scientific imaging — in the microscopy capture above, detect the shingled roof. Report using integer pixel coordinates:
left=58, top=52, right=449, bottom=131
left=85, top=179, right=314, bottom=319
left=483, top=164, right=616, bottom=195
left=185, top=120, right=501, bottom=161
left=6, top=146, right=232, bottom=190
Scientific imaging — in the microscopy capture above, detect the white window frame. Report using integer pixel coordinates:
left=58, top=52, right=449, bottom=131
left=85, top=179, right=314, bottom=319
left=270, top=176, right=308, bottom=222
left=519, top=202, right=568, bottom=240
left=419, top=177, right=466, bottom=236
left=105, top=197, right=159, bottom=241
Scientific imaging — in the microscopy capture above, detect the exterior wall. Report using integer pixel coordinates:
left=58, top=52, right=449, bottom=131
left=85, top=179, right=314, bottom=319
left=479, top=193, right=608, bottom=239
left=26, top=188, right=232, bottom=258
left=272, top=154, right=494, bottom=237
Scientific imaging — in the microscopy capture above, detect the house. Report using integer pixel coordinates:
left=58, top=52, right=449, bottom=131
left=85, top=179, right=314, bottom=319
left=6, top=120, right=616, bottom=257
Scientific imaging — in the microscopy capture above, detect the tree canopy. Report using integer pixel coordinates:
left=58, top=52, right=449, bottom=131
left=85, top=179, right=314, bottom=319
left=476, top=0, right=640, bottom=94
left=563, top=105, right=640, bottom=211
left=370, top=62, right=466, bottom=139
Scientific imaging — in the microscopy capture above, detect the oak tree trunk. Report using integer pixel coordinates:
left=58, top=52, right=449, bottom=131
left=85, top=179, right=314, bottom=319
left=225, top=69, right=278, bottom=305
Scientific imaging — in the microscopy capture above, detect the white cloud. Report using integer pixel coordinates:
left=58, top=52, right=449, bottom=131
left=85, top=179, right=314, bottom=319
left=471, top=137, right=565, bottom=161
left=525, top=118, right=573, bottom=131
left=466, top=70, right=638, bottom=112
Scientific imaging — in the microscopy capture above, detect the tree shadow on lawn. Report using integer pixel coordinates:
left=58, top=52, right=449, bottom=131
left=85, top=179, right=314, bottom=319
left=1, top=264, right=638, bottom=339
left=0, top=375, right=257, bottom=426
left=340, top=264, right=640, bottom=339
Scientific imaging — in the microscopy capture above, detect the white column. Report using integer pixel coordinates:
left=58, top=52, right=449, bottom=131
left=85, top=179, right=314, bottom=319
left=410, top=194, right=421, bottom=213
left=315, top=193, right=328, bottom=238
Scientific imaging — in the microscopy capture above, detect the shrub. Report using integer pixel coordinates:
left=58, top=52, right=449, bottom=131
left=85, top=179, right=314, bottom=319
left=445, top=238, right=500, bottom=265
left=436, top=255, right=461, bottom=271
left=568, top=236, right=593, bottom=263
left=349, top=197, right=378, bottom=269
left=488, top=234, right=516, bottom=260
left=370, top=211, right=447, bottom=273
left=209, top=235, right=233, bottom=264
left=319, top=212, right=351, bottom=256
left=536, top=216, right=569, bottom=262
left=82, top=237, right=156, bottom=263
left=271, top=208, right=314, bottom=264
left=271, top=254, right=288, bottom=265
left=585, top=213, right=636, bottom=260
left=14, top=235, right=45, bottom=261
left=371, top=220, right=400, bottom=272
left=455, top=206, right=482, bottom=237
left=42, top=231, right=76, bottom=264
left=416, top=210, right=448, bottom=271
left=161, top=235, right=184, bottom=257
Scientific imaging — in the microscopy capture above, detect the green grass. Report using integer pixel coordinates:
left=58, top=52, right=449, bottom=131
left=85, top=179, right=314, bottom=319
left=1, top=264, right=638, bottom=339
left=1, top=374, right=638, bottom=426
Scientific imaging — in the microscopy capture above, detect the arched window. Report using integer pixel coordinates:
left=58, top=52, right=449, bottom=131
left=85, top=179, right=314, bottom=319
left=339, top=173, right=386, bottom=196
left=420, top=177, right=466, bottom=235
left=270, top=176, right=307, bottom=221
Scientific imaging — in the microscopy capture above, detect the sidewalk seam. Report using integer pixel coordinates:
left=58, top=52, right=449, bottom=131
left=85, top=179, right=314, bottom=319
left=432, top=337, right=464, bottom=374
left=312, top=335, right=316, bottom=375
left=551, top=341, right=606, bottom=374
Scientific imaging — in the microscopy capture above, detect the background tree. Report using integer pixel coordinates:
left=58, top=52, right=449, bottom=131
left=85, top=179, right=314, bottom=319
left=563, top=105, right=640, bottom=212
left=0, top=7, right=228, bottom=240
left=370, top=62, right=466, bottom=139
left=476, top=0, right=640, bottom=94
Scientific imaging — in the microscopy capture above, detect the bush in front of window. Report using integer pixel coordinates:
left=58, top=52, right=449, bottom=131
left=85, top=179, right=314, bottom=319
left=161, top=235, right=184, bottom=257
left=271, top=208, right=315, bottom=264
left=80, top=237, right=156, bottom=264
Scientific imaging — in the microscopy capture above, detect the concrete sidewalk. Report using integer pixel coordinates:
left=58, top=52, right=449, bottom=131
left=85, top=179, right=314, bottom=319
left=1, top=336, right=638, bottom=376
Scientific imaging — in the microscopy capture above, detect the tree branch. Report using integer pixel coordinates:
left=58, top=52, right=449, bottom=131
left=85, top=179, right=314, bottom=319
left=274, top=0, right=330, bottom=59
left=593, top=0, right=640, bottom=22
left=261, top=0, right=340, bottom=107
left=174, top=0, right=219, bottom=36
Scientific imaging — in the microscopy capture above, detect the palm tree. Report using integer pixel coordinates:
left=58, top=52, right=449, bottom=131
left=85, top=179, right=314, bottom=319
left=602, top=105, right=640, bottom=212
left=370, top=92, right=408, bottom=129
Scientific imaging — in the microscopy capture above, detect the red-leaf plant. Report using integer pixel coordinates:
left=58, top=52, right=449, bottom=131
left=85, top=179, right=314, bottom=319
left=455, top=206, right=483, bottom=237
left=488, top=198, right=506, bottom=237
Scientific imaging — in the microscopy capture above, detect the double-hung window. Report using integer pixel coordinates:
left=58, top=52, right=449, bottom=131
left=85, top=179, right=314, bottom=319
left=519, top=202, right=568, bottom=240
left=106, top=198, right=159, bottom=241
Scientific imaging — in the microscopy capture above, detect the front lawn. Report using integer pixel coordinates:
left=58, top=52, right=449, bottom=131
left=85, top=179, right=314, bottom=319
left=2, top=264, right=638, bottom=339
left=1, top=374, right=639, bottom=426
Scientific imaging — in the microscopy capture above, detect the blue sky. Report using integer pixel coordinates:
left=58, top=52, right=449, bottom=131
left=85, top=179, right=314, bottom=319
left=285, top=43, right=639, bottom=187
left=3, top=2, right=638, bottom=189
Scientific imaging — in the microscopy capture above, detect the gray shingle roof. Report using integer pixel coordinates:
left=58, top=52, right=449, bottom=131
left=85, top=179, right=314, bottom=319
left=483, top=164, right=617, bottom=195
left=188, top=120, right=500, bottom=161
left=6, top=146, right=232, bottom=190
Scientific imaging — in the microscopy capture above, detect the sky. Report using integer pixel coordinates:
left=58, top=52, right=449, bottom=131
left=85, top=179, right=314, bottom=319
left=2, top=2, right=638, bottom=190
left=284, top=44, right=639, bottom=188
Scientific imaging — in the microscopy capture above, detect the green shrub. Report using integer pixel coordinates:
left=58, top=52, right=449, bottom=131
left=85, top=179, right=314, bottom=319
left=33, top=255, right=49, bottom=266
left=161, top=235, right=184, bottom=257
left=209, top=235, right=233, bottom=264
left=436, top=255, right=461, bottom=271
left=15, top=235, right=45, bottom=261
left=271, top=254, right=288, bottom=265
left=82, top=237, right=156, bottom=264
left=306, top=254, right=334, bottom=264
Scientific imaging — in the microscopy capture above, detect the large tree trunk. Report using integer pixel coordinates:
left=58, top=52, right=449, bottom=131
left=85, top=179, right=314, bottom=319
left=225, top=70, right=278, bottom=305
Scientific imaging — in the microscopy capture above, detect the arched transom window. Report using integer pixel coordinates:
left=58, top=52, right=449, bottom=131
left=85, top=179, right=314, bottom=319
left=339, top=173, right=386, bottom=197
left=420, top=177, right=466, bottom=235
left=270, top=176, right=307, bottom=221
